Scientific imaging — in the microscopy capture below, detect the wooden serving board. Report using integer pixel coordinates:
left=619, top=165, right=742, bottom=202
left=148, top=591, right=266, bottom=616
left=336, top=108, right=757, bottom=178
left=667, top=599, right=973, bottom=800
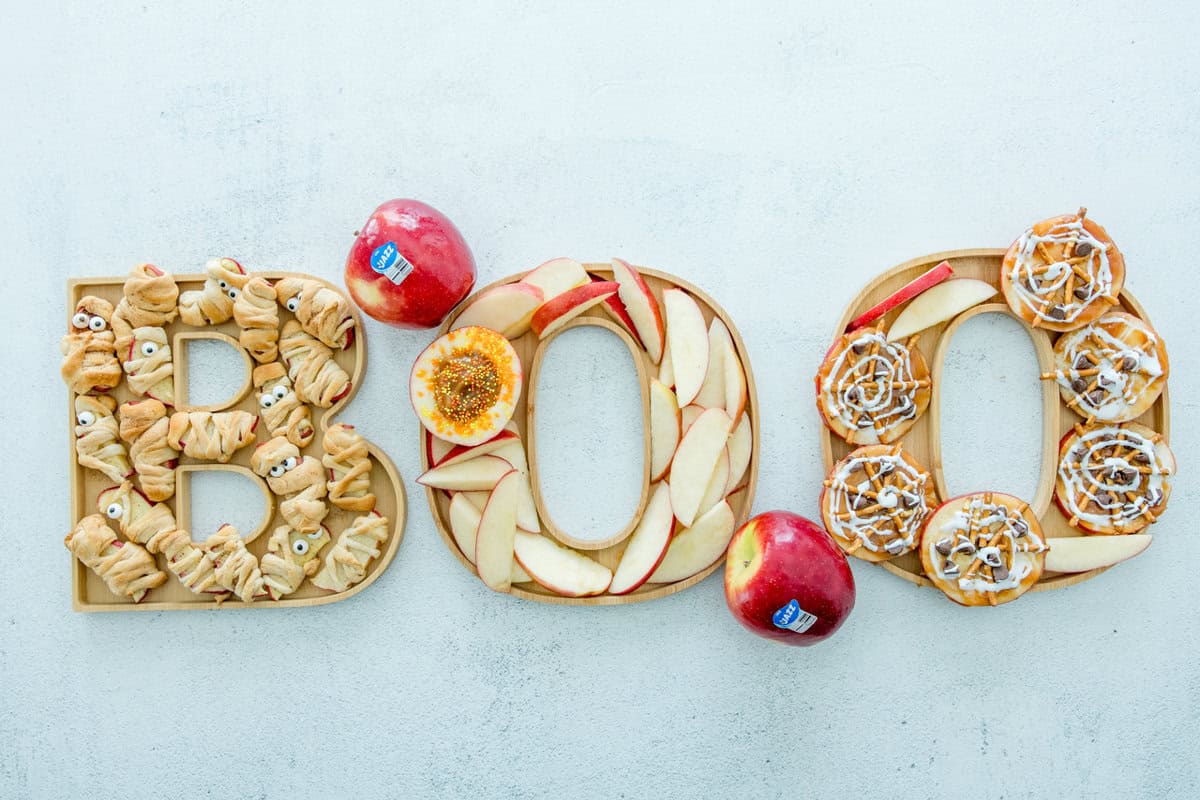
left=67, top=272, right=406, bottom=611
left=819, top=249, right=1170, bottom=591
left=423, top=265, right=760, bottom=605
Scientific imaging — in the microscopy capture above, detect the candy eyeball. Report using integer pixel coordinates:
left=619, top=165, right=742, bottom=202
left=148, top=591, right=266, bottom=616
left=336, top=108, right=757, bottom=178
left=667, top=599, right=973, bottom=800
left=269, top=464, right=286, bottom=478
left=141, top=341, right=159, bottom=356
left=228, top=288, right=239, bottom=299
left=259, top=394, right=276, bottom=408
left=285, top=296, right=300, bottom=312
left=88, top=316, right=107, bottom=331
left=307, top=529, right=324, bottom=539
left=272, top=385, right=288, bottom=400
left=105, top=502, right=123, bottom=519
left=291, top=539, right=309, bottom=555
left=218, top=280, right=229, bottom=291
left=72, top=312, right=90, bottom=329
left=283, top=456, right=299, bottom=471
left=76, top=411, right=96, bottom=426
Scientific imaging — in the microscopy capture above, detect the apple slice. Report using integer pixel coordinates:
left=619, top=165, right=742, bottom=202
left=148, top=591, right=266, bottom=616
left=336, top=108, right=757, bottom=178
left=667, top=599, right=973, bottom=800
left=609, top=482, right=675, bottom=595
left=669, top=408, right=733, bottom=526
left=475, top=470, right=520, bottom=591
left=648, top=500, right=736, bottom=584
left=886, top=278, right=998, bottom=341
left=662, top=289, right=709, bottom=406
left=490, top=440, right=540, bottom=532
left=434, top=429, right=520, bottom=469
left=658, top=340, right=674, bottom=388
left=693, top=319, right=729, bottom=408
left=425, top=431, right=455, bottom=466
left=721, top=337, right=748, bottom=426
left=1044, top=535, right=1152, bottom=573
left=452, top=282, right=545, bottom=339
left=724, top=416, right=752, bottom=496
left=459, top=491, right=490, bottom=512
left=846, top=260, right=954, bottom=332
left=649, top=379, right=681, bottom=482
left=449, top=492, right=531, bottom=582
left=696, top=447, right=731, bottom=519
left=418, top=455, right=513, bottom=491
left=520, top=257, right=590, bottom=302
left=611, top=258, right=665, bottom=363
left=513, top=531, right=613, bottom=597
left=680, top=405, right=704, bottom=437
left=530, top=281, right=619, bottom=339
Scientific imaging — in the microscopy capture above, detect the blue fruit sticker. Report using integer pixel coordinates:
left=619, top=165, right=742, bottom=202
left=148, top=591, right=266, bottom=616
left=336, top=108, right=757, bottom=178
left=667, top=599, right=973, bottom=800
left=772, top=599, right=818, bottom=633
left=369, top=241, right=415, bottom=285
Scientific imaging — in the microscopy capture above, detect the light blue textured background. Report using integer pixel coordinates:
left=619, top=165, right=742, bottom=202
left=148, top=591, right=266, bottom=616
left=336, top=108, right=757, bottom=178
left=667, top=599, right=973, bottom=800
left=3, top=3, right=1197, bottom=798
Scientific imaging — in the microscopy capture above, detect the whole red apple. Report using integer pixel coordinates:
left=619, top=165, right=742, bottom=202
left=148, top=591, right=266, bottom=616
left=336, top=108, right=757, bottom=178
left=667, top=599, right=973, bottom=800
left=724, top=511, right=855, bottom=646
left=344, top=199, right=476, bottom=328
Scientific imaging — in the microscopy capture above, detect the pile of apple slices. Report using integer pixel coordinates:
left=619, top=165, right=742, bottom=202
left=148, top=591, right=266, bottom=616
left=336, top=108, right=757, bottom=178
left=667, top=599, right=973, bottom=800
left=421, top=258, right=753, bottom=598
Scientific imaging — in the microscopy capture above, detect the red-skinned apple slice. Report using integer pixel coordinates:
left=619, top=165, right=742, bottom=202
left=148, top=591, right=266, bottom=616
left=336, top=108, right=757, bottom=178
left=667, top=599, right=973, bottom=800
left=845, top=260, right=954, bottom=332
left=459, top=491, right=491, bottom=512
left=513, top=531, right=612, bottom=597
left=662, top=289, right=709, bottom=406
left=426, top=431, right=455, bottom=466
left=721, top=336, right=747, bottom=426
left=724, top=416, right=752, bottom=496
left=452, top=282, right=545, bottom=339
left=417, top=455, right=513, bottom=491
left=435, top=429, right=520, bottom=469
left=693, top=319, right=728, bottom=408
left=611, top=258, right=665, bottom=363
left=449, top=492, right=531, bottom=582
left=649, top=379, right=681, bottom=482
left=696, top=447, right=731, bottom=519
left=475, top=469, right=520, bottom=591
left=530, top=281, right=619, bottom=339
left=1044, top=534, right=1152, bottom=573
left=489, top=440, right=540, bottom=532
left=658, top=341, right=674, bottom=388
left=669, top=408, right=733, bottom=526
left=609, top=482, right=675, bottom=595
left=590, top=272, right=646, bottom=348
left=648, top=500, right=736, bottom=583
left=886, top=278, right=998, bottom=341
left=520, top=257, right=590, bottom=302
left=680, top=405, right=704, bottom=437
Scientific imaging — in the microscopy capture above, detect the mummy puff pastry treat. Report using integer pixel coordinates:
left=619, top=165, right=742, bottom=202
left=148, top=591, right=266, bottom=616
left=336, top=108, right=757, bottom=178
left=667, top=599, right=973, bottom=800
left=260, top=524, right=330, bottom=600
left=118, top=400, right=179, bottom=501
left=920, top=492, right=1048, bottom=607
left=816, top=327, right=931, bottom=444
left=1044, top=312, right=1168, bottom=423
left=1001, top=208, right=1125, bottom=331
left=1056, top=422, right=1175, bottom=535
left=323, top=423, right=376, bottom=511
left=65, top=515, right=167, bottom=603
left=251, top=436, right=329, bottom=533
left=312, top=511, right=389, bottom=592
left=178, top=257, right=249, bottom=326
left=820, top=444, right=937, bottom=562
left=279, top=320, right=351, bottom=407
left=233, top=276, right=280, bottom=363
left=275, top=277, right=356, bottom=349
left=111, top=263, right=179, bottom=355
left=61, top=296, right=122, bottom=394
left=252, top=363, right=314, bottom=447
left=73, top=395, right=132, bottom=483
left=122, top=326, right=174, bottom=405
left=167, top=410, right=258, bottom=462
left=202, top=524, right=266, bottom=603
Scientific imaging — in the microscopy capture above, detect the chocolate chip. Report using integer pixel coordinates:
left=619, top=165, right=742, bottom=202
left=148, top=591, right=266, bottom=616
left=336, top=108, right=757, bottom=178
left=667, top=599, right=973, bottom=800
left=1098, top=372, right=1115, bottom=388
left=902, top=494, right=919, bottom=509
left=876, top=460, right=894, bottom=476
left=1073, top=286, right=1090, bottom=300
left=1147, top=489, right=1163, bottom=507
left=1025, top=277, right=1038, bottom=292
left=1074, top=355, right=1092, bottom=370
left=1075, top=241, right=1094, bottom=257
left=1071, top=378, right=1088, bottom=393
left=1072, top=448, right=1087, bottom=461
left=1048, top=305, right=1067, bottom=320
left=846, top=386, right=861, bottom=401
left=942, top=560, right=960, bottom=578
left=982, top=549, right=1003, bottom=567
left=992, top=565, right=1010, bottom=581
left=1133, top=452, right=1150, bottom=465
left=1012, top=519, right=1029, bottom=536
left=935, top=538, right=953, bottom=556
left=852, top=341, right=869, bottom=355
left=852, top=494, right=869, bottom=510
left=1087, top=389, right=1106, bottom=405
left=884, top=539, right=906, bottom=554
left=1096, top=492, right=1114, bottom=506
left=1121, top=355, right=1138, bottom=371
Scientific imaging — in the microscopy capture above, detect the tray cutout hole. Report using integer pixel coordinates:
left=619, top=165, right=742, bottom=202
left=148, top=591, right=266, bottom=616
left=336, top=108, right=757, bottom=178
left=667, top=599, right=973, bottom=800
left=179, top=333, right=252, bottom=410
left=179, top=466, right=273, bottom=544
left=533, top=325, right=644, bottom=543
left=939, top=313, right=1043, bottom=500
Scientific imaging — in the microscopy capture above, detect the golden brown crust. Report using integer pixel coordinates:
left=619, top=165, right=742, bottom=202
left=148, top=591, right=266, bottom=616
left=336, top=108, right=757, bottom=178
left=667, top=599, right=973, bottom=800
left=253, top=362, right=314, bottom=447
left=233, top=276, right=280, bottom=363
left=260, top=524, right=330, bottom=599
left=202, top=524, right=266, bottom=603
left=178, top=258, right=249, bottom=326
left=74, top=395, right=131, bottom=483
left=276, top=277, right=356, bottom=349
left=65, top=514, right=167, bottom=603
left=118, top=399, right=179, bottom=501
left=122, top=327, right=174, bottom=405
left=311, top=512, right=389, bottom=592
left=251, top=437, right=328, bottom=532
left=322, top=424, right=376, bottom=511
left=166, top=410, right=258, bottom=462
left=111, top=264, right=178, bottom=355
left=61, top=296, right=121, bottom=394
left=279, top=320, right=350, bottom=408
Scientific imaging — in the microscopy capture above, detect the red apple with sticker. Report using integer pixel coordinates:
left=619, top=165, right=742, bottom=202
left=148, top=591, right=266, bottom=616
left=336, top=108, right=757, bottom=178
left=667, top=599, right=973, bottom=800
left=724, top=511, right=855, bottom=646
left=345, top=198, right=476, bottom=329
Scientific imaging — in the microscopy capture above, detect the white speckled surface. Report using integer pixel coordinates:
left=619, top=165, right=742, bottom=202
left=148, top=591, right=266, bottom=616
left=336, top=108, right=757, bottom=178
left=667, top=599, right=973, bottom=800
left=3, top=2, right=1198, bottom=798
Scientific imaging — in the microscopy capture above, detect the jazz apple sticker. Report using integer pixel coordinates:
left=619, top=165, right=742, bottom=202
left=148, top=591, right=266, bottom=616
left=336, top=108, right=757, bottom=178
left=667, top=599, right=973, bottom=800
left=772, top=599, right=819, bottom=633
left=370, top=241, right=415, bottom=286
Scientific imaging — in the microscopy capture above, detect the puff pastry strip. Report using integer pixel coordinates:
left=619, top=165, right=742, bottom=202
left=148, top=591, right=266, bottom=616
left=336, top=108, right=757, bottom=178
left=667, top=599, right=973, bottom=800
left=74, top=395, right=131, bottom=483
left=178, top=257, right=249, bottom=326
left=253, top=362, right=314, bottom=447
left=65, top=514, right=167, bottom=603
left=202, top=524, right=266, bottom=603
left=233, top=276, right=280, bottom=364
left=118, top=399, right=179, bottom=501
left=167, top=410, right=257, bottom=462
left=322, top=423, right=376, bottom=511
left=280, top=320, right=351, bottom=407
left=261, top=524, right=330, bottom=600
left=111, top=263, right=178, bottom=356
left=312, top=511, right=389, bottom=592
left=123, top=326, right=174, bottom=405
left=61, top=296, right=122, bottom=394
left=146, top=527, right=224, bottom=596
left=276, top=277, right=356, bottom=349
left=251, top=436, right=329, bottom=533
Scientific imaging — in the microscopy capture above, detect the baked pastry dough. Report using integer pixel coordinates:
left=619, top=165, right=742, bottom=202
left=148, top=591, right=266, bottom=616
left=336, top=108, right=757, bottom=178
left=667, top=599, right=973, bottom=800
left=816, top=328, right=930, bottom=445
left=261, top=524, right=330, bottom=600
left=122, top=326, right=175, bottom=405
left=1000, top=208, right=1125, bottom=332
left=280, top=320, right=351, bottom=407
left=117, top=399, right=179, bottom=501
left=61, top=296, right=122, bottom=394
left=202, top=524, right=266, bottom=603
left=820, top=444, right=936, bottom=562
left=919, top=491, right=1047, bottom=607
left=74, top=395, right=131, bottom=483
left=322, top=423, right=376, bottom=511
left=178, top=257, right=249, bottom=326
left=65, top=514, right=167, bottom=603
left=1044, top=312, right=1169, bottom=424
left=167, top=410, right=258, bottom=462
left=233, top=276, right=280, bottom=364
left=312, top=511, right=389, bottom=592
left=146, top=527, right=224, bottom=596
left=1056, top=422, right=1174, bottom=535
left=276, top=277, right=356, bottom=349
left=111, top=263, right=179, bottom=356
left=251, top=436, right=328, bottom=532
left=253, top=363, right=314, bottom=447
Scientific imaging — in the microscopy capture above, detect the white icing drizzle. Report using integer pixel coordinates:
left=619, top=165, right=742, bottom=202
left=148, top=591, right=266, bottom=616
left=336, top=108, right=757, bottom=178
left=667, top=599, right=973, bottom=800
left=1051, top=315, right=1166, bottom=422
left=1008, top=217, right=1112, bottom=323
left=1057, top=425, right=1171, bottom=530
left=926, top=494, right=1046, bottom=595
left=826, top=450, right=930, bottom=554
left=821, top=331, right=924, bottom=440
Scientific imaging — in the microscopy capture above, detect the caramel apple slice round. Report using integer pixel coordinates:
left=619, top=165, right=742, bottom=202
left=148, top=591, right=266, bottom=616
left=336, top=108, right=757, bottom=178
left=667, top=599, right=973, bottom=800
left=410, top=326, right=523, bottom=446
